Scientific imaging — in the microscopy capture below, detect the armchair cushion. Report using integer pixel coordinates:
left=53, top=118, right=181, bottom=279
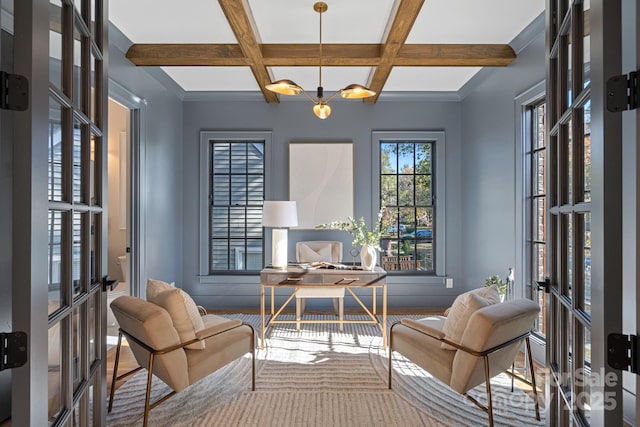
left=441, top=285, right=500, bottom=350
left=149, top=287, right=206, bottom=350
left=195, top=315, right=242, bottom=340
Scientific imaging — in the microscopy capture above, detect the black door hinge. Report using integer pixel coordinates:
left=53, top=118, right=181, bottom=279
left=607, top=71, right=639, bottom=112
left=102, top=275, right=118, bottom=292
left=0, top=71, right=28, bottom=111
left=0, top=332, right=28, bottom=371
left=607, top=333, right=639, bottom=374
left=536, top=277, right=551, bottom=294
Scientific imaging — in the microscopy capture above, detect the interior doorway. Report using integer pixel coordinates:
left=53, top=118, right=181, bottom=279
left=106, top=98, right=131, bottom=346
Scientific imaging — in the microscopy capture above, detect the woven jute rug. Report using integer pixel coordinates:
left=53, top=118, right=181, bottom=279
left=107, top=314, right=544, bottom=427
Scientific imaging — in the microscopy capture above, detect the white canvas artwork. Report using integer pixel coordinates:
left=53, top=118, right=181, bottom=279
left=289, top=142, right=354, bottom=229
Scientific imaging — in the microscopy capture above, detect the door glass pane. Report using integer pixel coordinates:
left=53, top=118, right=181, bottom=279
left=48, top=98, right=64, bottom=202
left=49, top=0, right=63, bottom=89
left=582, top=328, right=592, bottom=422
left=583, top=2, right=591, bottom=87
left=48, top=210, right=64, bottom=313
left=564, top=214, right=573, bottom=299
left=583, top=212, right=591, bottom=315
left=583, top=100, right=591, bottom=202
left=567, top=120, right=573, bottom=204
left=90, top=134, right=98, bottom=205
left=73, top=22, right=83, bottom=108
left=90, top=53, right=97, bottom=123
left=48, top=321, right=63, bottom=424
left=568, top=33, right=572, bottom=107
left=72, top=212, right=82, bottom=299
left=72, top=307, right=82, bottom=392
left=73, top=120, right=82, bottom=203
left=89, top=293, right=97, bottom=363
left=89, top=214, right=97, bottom=284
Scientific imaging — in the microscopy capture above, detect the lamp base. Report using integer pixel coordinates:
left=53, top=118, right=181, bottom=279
left=271, top=228, right=289, bottom=269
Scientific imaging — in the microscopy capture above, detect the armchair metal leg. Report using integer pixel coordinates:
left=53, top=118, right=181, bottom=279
left=388, top=322, right=397, bottom=389
left=483, top=355, right=494, bottom=427
left=143, top=353, right=156, bottom=427
left=108, top=332, right=123, bottom=413
left=525, top=337, right=541, bottom=421
left=250, top=324, right=256, bottom=391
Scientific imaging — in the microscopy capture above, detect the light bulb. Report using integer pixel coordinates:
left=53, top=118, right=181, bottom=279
left=313, top=103, right=331, bottom=119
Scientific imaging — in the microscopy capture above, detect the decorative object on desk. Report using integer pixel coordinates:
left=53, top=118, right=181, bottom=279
left=262, top=201, right=298, bottom=269
left=315, top=205, right=384, bottom=271
left=349, top=248, right=359, bottom=266
left=485, top=274, right=507, bottom=300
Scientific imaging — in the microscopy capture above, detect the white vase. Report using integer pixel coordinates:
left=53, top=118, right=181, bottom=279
left=360, top=245, right=377, bottom=271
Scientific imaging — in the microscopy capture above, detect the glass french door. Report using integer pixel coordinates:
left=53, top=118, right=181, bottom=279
left=46, top=0, right=108, bottom=425
left=13, top=0, right=108, bottom=425
left=546, top=0, right=624, bottom=425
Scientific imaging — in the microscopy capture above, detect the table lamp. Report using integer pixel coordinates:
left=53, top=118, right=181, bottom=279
left=262, top=201, right=298, bottom=269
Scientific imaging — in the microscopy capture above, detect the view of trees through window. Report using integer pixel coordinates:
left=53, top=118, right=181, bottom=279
left=379, top=141, right=434, bottom=273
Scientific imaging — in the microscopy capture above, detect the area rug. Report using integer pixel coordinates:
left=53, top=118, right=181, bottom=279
left=107, top=314, right=544, bottom=427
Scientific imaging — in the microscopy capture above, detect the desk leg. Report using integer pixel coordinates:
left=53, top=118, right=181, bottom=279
left=260, top=284, right=265, bottom=350
left=382, top=284, right=387, bottom=349
left=373, top=288, right=377, bottom=316
left=271, top=287, right=275, bottom=315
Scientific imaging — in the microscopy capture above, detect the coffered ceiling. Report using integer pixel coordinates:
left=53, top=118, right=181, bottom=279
left=109, top=0, right=544, bottom=101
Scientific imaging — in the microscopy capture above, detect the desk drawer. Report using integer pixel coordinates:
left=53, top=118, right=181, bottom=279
left=265, top=274, right=324, bottom=285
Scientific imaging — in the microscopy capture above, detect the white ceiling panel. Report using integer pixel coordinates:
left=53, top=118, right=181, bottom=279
left=248, top=0, right=394, bottom=43
left=407, top=0, right=545, bottom=44
left=384, top=67, right=481, bottom=92
left=109, top=0, right=237, bottom=43
left=161, top=67, right=261, bottom=92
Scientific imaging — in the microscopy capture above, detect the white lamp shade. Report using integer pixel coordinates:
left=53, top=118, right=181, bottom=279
left=262, top=201, right=298, bottom=228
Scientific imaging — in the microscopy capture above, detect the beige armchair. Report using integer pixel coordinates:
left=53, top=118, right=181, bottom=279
left=389, top=298, right=541, bottom=427
left=108, top=295, right=255, bottom=427
left=295, top=241, right=344, bottom=330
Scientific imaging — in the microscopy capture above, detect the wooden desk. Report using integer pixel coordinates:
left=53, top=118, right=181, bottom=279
left=259, top=266, right=388, bottom=349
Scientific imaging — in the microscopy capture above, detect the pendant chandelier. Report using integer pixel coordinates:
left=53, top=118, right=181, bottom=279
left=265, top=2, right=376, bottom=119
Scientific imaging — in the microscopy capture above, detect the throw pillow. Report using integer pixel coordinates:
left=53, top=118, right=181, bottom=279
left=441, top=291, right=493, bottom=350
left=299, top=243, right=333, bottom=262
left=472, top=284, right=501, bottom=304
left=146, top=278, right=174, bottom=300
left=148, top=287, right=206, bottom=350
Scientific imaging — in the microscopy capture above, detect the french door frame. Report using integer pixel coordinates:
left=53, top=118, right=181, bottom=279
left=545, top=0, right=623, bottom=425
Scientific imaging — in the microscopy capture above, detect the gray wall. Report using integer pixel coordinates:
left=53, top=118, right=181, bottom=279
left=460, top=25, right=546, bottom=291
left=109, top=26, right=184, bottom=293
left=181, top=99, right=464, bottom=309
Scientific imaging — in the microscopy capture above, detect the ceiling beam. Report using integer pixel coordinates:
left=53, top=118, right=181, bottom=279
left=365, top=0, right=425, bottom=103
left=218, top=0, right=279, bottom=103
left=126, top=43, right=516, bottom=67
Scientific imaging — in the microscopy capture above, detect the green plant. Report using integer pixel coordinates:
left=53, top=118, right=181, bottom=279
left=316, top=205, right=385, bottom=249
left=485, top=275, right=507, bottom=295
